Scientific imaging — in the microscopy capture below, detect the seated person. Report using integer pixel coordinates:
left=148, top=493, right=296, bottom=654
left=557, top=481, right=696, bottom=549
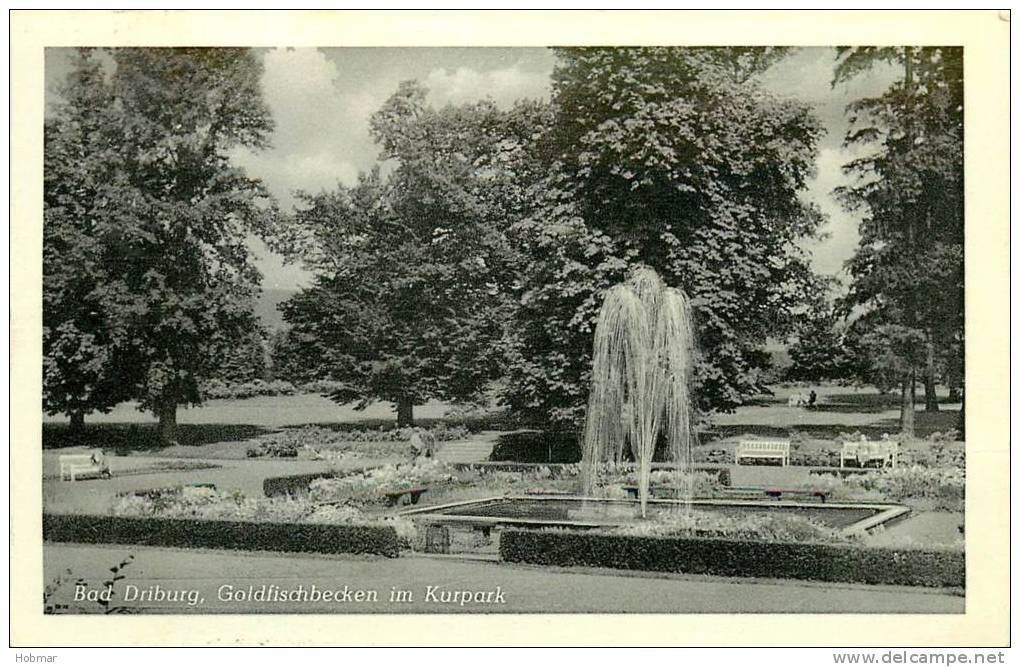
left=409, top=429, right=435, bottom=460
left=89, top=449, right=112, bottom=477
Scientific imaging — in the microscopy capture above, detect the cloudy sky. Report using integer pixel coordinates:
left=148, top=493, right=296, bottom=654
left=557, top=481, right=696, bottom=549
left=46, top=47, right=898, bottom=291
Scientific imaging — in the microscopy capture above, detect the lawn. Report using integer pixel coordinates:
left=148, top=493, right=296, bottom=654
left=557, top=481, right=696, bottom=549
left=43, top=385, right=963, bottom=465
left=42, top=394, right=459, bottom=428
left=42, top=383, right=965, bottom=571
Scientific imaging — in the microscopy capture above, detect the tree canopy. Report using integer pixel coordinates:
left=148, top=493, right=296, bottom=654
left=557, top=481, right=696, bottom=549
left=43, top=50, right=132, bottom=428
left=834, top=47, right=964, bottom=433
left=271, top=82, right=551, bottom=425
left=44, top=46, right=964, bottom=439
left=43, top=48, right=275, bottom=441
left=503, top=47, right=825, bottom=424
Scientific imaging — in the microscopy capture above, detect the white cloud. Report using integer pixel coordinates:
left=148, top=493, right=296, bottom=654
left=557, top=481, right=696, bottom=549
left=259, top=48, right=378, bottom=154
left=233, top=148, right=359, bottom=205
left=241, top=48, right=385, bottom=203
left=236, top=48, right=882, bottom=290
left=424, top=64, right=550, bottom=107
left=238, top=50, right=554, bottom=216
left=800, top=145, right=877, bottom=280
left=762, top=48, right=899, bottom=283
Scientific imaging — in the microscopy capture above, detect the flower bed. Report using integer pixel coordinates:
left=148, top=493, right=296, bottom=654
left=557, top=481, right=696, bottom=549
left=500, top=529, right=964, bottom=588
left=609, top=510, right=855, bottom=543
left=695, top=430, right=965, bottom=470
left=107, top=485, right=419, bottom=549
left=267, top=424, right=468, bottom=445
left=246, top=424, right=470, bottom=462
left=308, top=460, right=459, bottom=506
left=807, top=466, right=965, bottom=511
left=118, top=485, right=342, bottom=521
left=843, top=466, right=964, bottom=510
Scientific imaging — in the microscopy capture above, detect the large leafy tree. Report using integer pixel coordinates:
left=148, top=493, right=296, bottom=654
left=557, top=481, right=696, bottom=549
left=272, top=83, right=549, bottom=425
left=504, top=47, right=825, bottom=424
left=44, top=49, right=132, bottom=430
left=43, top=48, right=275, bottom=443
left=834, top=47, right=964, bottom=434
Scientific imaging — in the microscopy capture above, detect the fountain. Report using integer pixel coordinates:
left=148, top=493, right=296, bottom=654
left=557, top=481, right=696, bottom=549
left=400, top=267, right=909, bottom=550
left=581, top=266, right=696, bottom=517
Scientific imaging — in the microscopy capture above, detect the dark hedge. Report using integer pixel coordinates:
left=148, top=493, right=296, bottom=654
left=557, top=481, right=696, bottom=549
left=43, top=513, right=400, bottom=557
left=501, top=530, right=963, bottom=588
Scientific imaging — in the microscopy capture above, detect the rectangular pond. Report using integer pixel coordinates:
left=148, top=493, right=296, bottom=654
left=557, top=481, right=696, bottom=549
left=401, top=495, right=910, bottom=534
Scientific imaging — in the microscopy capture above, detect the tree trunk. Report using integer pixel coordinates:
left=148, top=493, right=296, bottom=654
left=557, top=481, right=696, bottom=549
left=396, top=396, right=414, bottom=427
left=69, top=411, right=85, bottom=433
left=924, top=337, right=939, bottom=411
left=956, top=393, right=965, bottom=440
left=157, top=397, right=178, bottom=445
left=900, top=373, right=915, bottom=437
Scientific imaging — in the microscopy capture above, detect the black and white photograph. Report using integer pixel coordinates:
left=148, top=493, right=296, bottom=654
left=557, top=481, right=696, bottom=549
left=10, top=8, right=1010, bottom=650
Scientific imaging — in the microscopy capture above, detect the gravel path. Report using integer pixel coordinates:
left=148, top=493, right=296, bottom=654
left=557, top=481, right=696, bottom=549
left=42, top=455, right=378, bottom=514
left=44, top=542, right=963, bottom=614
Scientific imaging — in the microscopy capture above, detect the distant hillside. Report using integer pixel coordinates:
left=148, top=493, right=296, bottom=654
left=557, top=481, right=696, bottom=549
left=256, top=288, right=299, bottom=332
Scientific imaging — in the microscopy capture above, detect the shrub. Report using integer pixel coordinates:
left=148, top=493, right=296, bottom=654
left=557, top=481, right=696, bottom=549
left=488, top=431, right=582, bottom=463
left=381, top=515, right=419, bottom=549
left=301, top=379, right=349, bottom=395
left=246, top=442, right=299, bottom=458
left=790, top=449, right=840, bottom=467
left=927, top=429, right=962, bottom=443
left=697, top=447, right=731, bottom=465
left=200, top=379, right=298, bottom=400
left=263, top=471, right=338, bottom=497
left=500, top=530, right=964, bottom=588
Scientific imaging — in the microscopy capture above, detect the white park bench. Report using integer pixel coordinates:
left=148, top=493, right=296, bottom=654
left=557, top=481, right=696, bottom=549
left=840, top=440, right=898, bottom=469
left=735, top=439, right=790, bottom=466
left=59, top=451, right=111, bottom=481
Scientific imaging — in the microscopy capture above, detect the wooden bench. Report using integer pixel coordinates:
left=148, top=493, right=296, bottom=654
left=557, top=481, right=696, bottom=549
left=763, top=488, right=830, bottom=503
left=59, top=453, right=111, bottom=481
left=382, top=487, right=429, bottom=507
left=840, top=441, right=898, bottom=469
left=735, top=439, right=790, bottom=466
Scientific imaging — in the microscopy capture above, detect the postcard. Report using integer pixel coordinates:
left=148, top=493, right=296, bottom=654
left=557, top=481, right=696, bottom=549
left=10, top=9, right=1010, bottom=647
